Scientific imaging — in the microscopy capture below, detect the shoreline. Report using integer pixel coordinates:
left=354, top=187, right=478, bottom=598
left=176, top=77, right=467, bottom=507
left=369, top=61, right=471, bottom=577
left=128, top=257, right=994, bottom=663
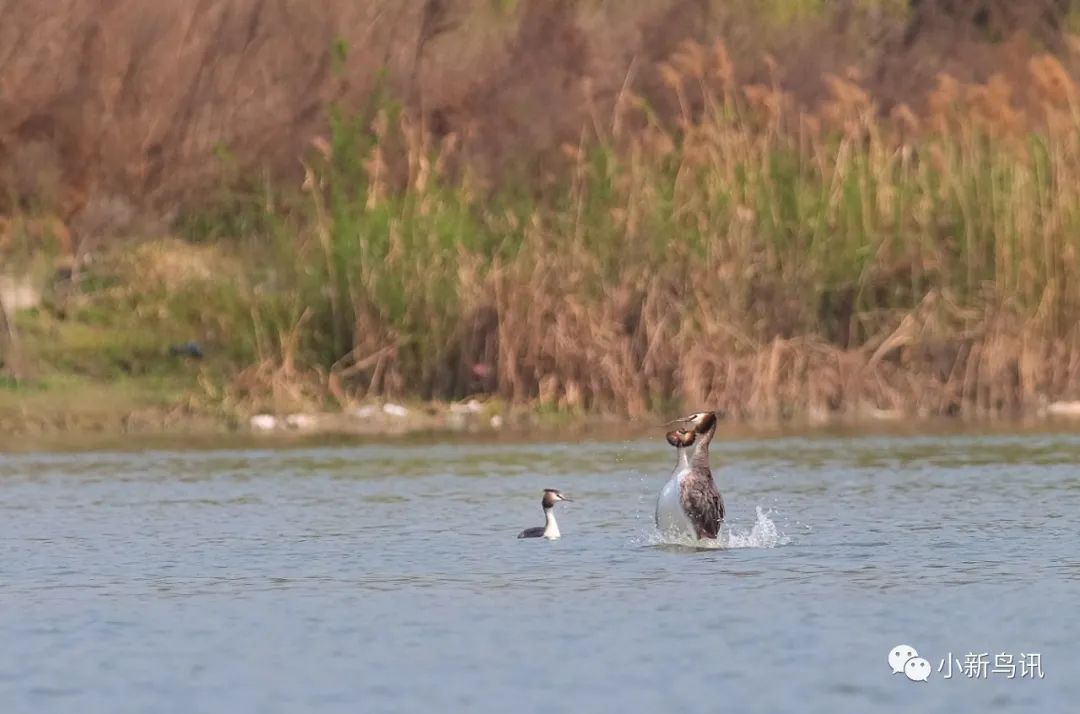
left=3, top=396, right=1080, bottom=453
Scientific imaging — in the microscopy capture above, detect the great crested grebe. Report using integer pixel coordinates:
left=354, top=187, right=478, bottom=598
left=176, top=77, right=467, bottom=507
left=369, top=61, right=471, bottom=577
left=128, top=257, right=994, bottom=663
left=655, top=412, right=724, bottom=540
left=517, top=489, right=572, bottom=539
left=655, top=427, right=697, bottom=538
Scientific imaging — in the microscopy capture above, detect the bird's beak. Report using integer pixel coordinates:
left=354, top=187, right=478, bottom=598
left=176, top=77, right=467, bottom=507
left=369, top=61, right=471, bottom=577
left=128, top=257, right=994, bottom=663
left=661, top=415, right=692, bottom=427
left=559, top=495, right=573, bottom=502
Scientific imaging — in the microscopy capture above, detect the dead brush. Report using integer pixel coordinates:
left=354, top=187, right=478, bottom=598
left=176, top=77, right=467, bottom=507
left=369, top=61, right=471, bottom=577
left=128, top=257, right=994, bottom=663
left=220, top=308, right=331, bottom=416
left=183, top=35, right=1080, bottom=422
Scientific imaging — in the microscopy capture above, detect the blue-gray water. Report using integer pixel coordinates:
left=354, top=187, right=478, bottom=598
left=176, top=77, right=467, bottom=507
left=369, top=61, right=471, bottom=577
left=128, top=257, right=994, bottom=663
left=2, top=431, right=1079, bottom=713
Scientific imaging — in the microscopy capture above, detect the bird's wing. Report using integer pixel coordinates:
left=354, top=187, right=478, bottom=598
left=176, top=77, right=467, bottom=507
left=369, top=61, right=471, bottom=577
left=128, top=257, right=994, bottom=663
left=518, top=527, right=545, bottom=539
left=682, top=469, right=724, bottom=539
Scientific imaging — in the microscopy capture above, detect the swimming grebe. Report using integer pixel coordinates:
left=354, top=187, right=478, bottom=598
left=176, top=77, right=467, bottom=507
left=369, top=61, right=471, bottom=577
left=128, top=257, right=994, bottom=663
left=655, top=411, right=724, bottom=540
left=517, top=489, right=571, bottom=539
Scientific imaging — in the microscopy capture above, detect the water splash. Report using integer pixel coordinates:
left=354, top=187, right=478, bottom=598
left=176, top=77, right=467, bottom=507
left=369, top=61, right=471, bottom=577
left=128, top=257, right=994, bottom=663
left=640, top=506, right=790, bottom=549
left=723, top=506, right=790, bottom=548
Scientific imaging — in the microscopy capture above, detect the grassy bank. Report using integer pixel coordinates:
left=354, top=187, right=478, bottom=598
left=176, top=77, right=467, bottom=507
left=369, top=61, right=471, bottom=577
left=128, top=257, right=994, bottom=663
left=5, top=40, right=1080, bottom=429
left=196, top=45, right=1080, bottom=420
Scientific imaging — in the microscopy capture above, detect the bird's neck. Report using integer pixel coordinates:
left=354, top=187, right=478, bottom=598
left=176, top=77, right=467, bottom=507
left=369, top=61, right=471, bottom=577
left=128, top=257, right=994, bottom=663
left=690, top=423, right=716, bottom=470
left=674, top=446, right=690, bottom=473
left=542, top=507, right=560, bottom=539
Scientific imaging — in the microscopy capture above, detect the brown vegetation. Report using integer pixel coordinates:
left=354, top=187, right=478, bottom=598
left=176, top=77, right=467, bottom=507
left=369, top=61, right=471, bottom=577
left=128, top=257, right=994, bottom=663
left=4, top=1, right=1080, bottom=424
left=187, top=37, right=1080, bottom=422
left=4, top=1, right=1076, bottom=217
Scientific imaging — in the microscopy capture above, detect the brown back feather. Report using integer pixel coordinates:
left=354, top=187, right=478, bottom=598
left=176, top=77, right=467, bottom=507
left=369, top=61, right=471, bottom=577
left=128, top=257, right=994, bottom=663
left=681, top=466, right=724, bottom=539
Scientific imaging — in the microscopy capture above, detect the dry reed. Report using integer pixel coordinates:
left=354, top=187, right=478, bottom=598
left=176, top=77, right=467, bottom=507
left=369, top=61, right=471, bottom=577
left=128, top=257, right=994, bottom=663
left=195, top=41, right=1080, bottom=420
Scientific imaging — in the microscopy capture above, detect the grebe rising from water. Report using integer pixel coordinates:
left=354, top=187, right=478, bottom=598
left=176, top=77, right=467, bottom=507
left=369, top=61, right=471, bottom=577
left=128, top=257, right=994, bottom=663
left=655, top=412, right=724, bottom=540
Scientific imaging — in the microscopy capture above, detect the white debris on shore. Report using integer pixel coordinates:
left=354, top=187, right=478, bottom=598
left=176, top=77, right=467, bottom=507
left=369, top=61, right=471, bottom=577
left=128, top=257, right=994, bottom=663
left=246, top=400, right=506, bottom=435
left=449, top=399, right=483, bottom=414
left=285, top=413, right=317, bottom=430
left=249, top=414, right=278, bottom=431
left=1046, top=401, right=1080, bottom=417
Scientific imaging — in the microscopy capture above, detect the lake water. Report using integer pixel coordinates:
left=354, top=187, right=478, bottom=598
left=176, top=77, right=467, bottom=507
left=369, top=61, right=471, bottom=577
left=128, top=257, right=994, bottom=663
left=1, top=429, right=1078, bottom=713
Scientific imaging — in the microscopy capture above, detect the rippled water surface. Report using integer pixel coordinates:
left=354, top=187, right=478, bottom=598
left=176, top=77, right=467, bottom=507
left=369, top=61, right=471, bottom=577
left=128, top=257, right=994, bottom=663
left=2, top=430, right=1079, bottom=713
